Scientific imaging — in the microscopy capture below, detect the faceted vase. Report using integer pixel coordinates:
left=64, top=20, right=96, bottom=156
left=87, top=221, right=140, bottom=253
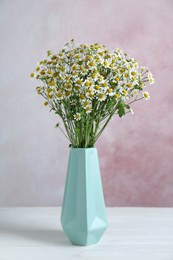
left=61, top=148, right=108, bottom=246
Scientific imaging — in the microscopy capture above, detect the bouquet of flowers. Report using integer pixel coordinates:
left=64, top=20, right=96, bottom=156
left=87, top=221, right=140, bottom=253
left=30, top=40, right=154, bottom=148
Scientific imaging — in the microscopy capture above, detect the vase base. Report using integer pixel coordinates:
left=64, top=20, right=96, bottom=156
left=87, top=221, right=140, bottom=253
left=62, top=220, right=108, bottom=246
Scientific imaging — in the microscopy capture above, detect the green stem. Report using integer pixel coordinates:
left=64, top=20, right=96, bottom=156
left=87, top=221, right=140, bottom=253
left=95, top=112, right=114, bottom=142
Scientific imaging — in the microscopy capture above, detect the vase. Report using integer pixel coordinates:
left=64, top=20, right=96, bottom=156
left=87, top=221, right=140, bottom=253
left=61, top=148, right=107, bottom=246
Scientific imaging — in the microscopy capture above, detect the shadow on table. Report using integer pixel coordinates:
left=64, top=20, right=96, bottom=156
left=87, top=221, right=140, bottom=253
left=0, top=220, right=70, bottom=247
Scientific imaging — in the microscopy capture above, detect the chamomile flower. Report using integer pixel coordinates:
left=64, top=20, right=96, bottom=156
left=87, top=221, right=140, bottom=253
left=121, top=89, right=128, bottom=97
left=83, top=100, right=92, bottom=108
left=75, top=78, right=83, bottom=85
left=64, top=83, right=72, bottom=91
left=71, top=64, right=79, bottom=71
left=143, top=91, right=150, bottom=100
left=74, top=113, right=81, bottom=121
left=94, top=85, right=100, bottom=91
left=114, top=93, right=119, bottom=99
left=30, top=73, right=35, bottom=78
left=132, top=89, right=139, bottom=96
left=97, top=92, right=106, bottom=101
left=64, top=90, right=72, bottom=98
left=98, top=75, right=104, bottom=83
left=103, top=59, right=110, bottom=68
left=86, top=90, right=94, bottom=99
left=56, top=91, right=63, bottom=100
left=148, top=72, right=154, bottom=84
left=75, top=54, right=81, bottom=60
left=84, top=79, right=94, bottom=88
left=87, top=60, right=96, bottom=69
left=86, top=105, right=92, bottom=114
left=102, top=81, right=109, bottom=89
left=107, top=88, right=114, bottom=96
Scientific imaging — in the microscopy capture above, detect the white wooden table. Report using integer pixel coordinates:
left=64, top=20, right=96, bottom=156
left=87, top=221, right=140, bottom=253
left=0, top=207, right=173, bottom=260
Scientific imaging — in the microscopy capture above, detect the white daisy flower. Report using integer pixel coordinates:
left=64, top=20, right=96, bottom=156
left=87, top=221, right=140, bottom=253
left=56, top=91, right=63, bottom=99
left=83, top=100, right=92, bottom=108
left=86, top=90, right=94, bottom=99
left=148, top=72, right=154, bottom=84
left=97, top=92, right=106, bottom=101
left=132, top=89, right=139, bottom=96
left=86, top=105, right=92, bottom=114
left=102, top=80, right=109, bottom=89
left=97, top=75, right=104, bottom=83
left=74, top=113, right=81, bottom=121
left=106, top=87, right=113, bottom=96
left=83, top=79, right=94, bottom=89
left=102, top=59, right=110, bottom=68
left=143, top=91, right=150, bottom=100
left=87, top=60, right=96, bottom=69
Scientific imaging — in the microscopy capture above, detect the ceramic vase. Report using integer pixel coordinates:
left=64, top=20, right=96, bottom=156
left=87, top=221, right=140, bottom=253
left=61, top=148, right=107, bottom=246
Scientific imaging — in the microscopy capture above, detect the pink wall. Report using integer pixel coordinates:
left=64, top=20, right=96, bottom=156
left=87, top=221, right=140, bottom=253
left=0, top=0, right=173, bottom=206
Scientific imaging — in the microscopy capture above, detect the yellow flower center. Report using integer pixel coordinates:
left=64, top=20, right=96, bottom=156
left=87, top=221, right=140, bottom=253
left=89, top=61, right=95, bottom=67
left=75, top=85, right=80, bottom=90
left=80, top=94, right=85, bottom=99
left=85, top=81, right=90, bottom=87
left=89, top=93, right=94, bottom=98
left=91, top=73, right=97, bottom=79
left=48, top=94, right=52, bottom=99
left=84, top=101, right=89, bottom=107
left=149, top=78, right=154, bottom=83
left=49, top=81, right=56, bottom=86
left=86, top=55, right=92, bottom=60
left=53, top=72, right=58, bottom=77
left=95, top=85, right=100, bottom=90
left=107, top=88, right=112, bottom=93
left=60, top=67, right=65, bottom=72
left=98, top=93, right=105, bottom=99
left=76, top=79, right=82, bottom=85
left=102, top=82, right=107, bottom=87
left=56, top=92, right=63, bottom=98
left=131, top=71, right=136, bottom=76
left=122, top=90, right=127, bottom=95
left=75, top=54, right=81, bottom=59
left=115, top=76, right=120, bottom=82
left=86, top=106, right=91, bottom=111
left=65, top=84, right=72, bottom=89
left=144, top=93, right=149, bottom=98
left=127, top=83, right=132, bottom=88
left=65, top=91, right=71, bottom=97
left=72, top=65, right=77, bottom=71
left=40, top=70, right=45, bottom=75
left=47, top=70, right=52, bottom=74
left=47, top=88, right=52, bottom=93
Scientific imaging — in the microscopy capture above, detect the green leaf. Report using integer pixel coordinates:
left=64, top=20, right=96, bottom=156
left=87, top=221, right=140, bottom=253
left=116, top=100, right=125, bottom=117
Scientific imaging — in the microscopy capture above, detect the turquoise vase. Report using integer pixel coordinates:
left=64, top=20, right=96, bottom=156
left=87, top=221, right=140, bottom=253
left=61, top=148, right=107, bottom=246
